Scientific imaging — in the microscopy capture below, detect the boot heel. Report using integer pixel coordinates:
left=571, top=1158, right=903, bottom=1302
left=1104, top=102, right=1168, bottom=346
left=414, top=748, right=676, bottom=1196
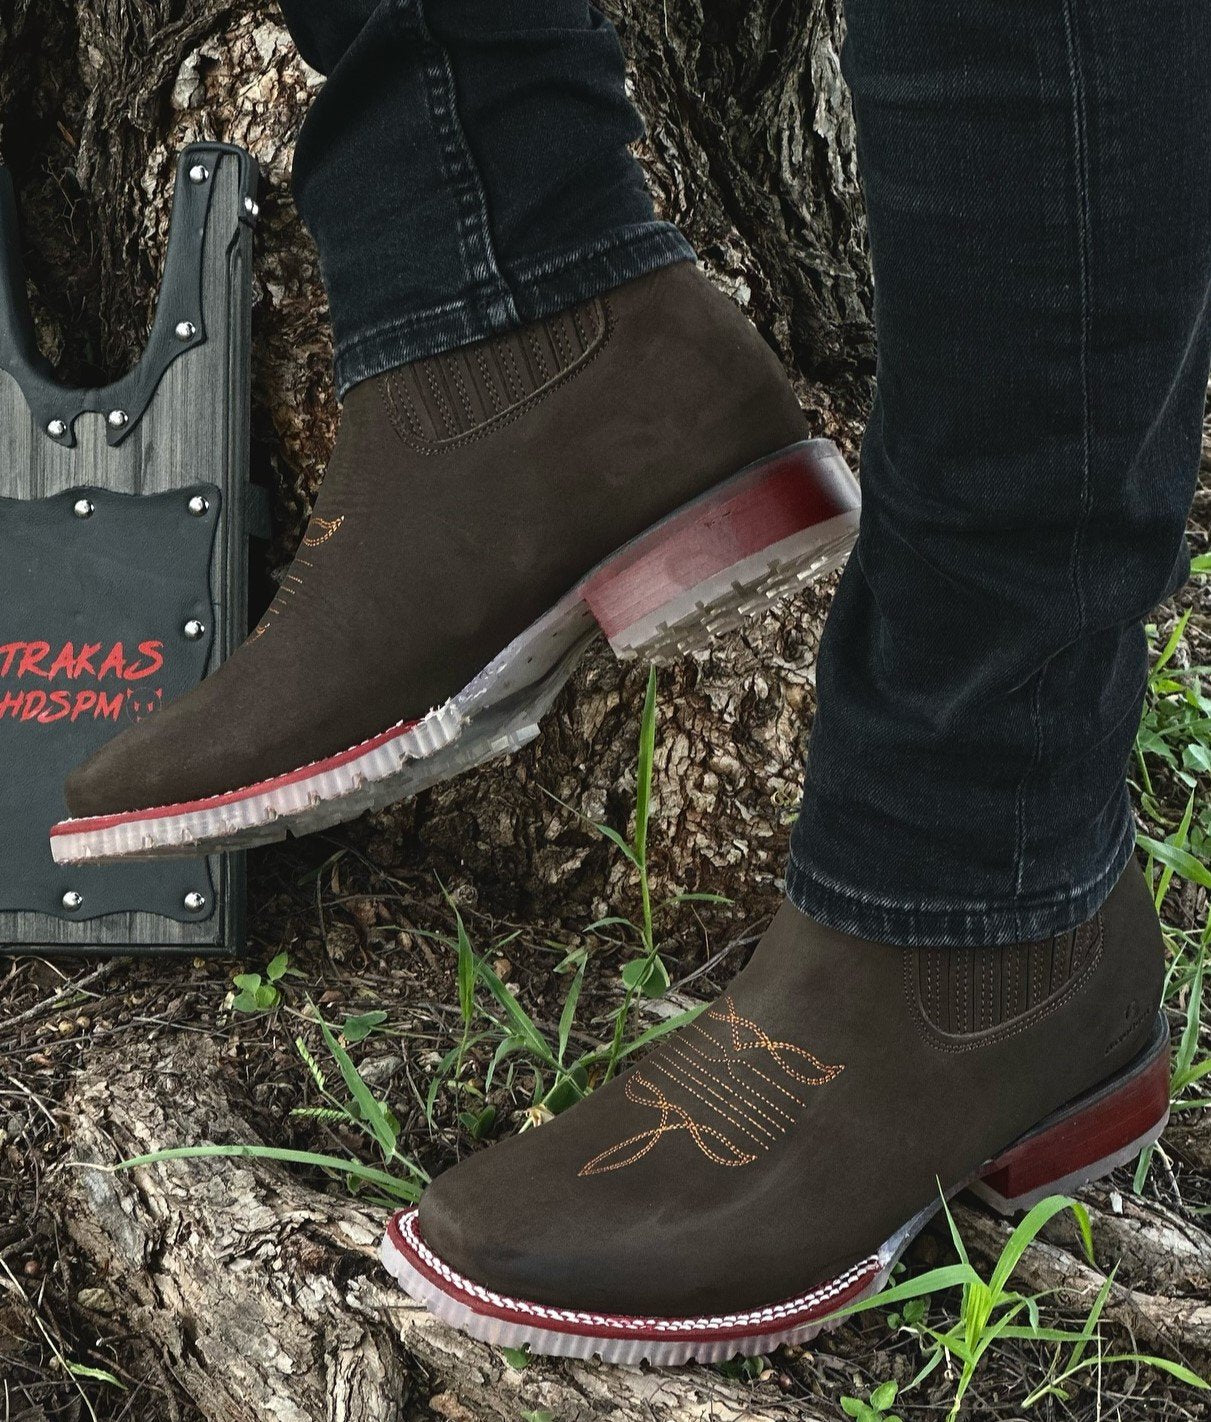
left=581, top=439, right=860, bottom=662
left=971, top=1017, right=1171, bottom=1215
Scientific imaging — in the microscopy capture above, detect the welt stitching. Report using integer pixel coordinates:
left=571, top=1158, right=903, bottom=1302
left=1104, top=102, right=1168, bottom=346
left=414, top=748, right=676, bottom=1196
left=381, top=296, right=614, bottom=455
left=398, top=1210, right=880, bottom=1329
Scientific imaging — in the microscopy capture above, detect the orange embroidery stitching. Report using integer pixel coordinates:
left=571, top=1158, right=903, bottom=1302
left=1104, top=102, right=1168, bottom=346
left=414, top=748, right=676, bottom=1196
left=579, top=997, right=843, bottom=1177
left=302, top=515, right=345, bottom=547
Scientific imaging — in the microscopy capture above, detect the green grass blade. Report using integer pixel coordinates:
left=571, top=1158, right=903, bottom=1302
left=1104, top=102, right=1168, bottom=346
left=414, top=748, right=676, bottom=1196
left=634, top=665, right=658, bottom=869
left=454, top=902, right=478, bottom=1027
left=582, top=1002, right=708, bottom=1069
left=827, top=1263, right=975, bottom=1321
left=557, top=961, right=586, bottom=1066
left=939, top=1191, right=970, bottom=1268
left=593, top=824, right=640, bottom=867
left=988, top=1196, right=1092, bottom=1300
left=1137, top=834, right=1211, bottom=890
left=113, top=1144, right=422, bottom=1200
left=475, top=956, right=556, bottom=1066
left=1174, top=938, right=1207, bottom=1081
left=1151, top=609, right=1192, bottom=679
left=316, top=1012, right=398, bottom=1163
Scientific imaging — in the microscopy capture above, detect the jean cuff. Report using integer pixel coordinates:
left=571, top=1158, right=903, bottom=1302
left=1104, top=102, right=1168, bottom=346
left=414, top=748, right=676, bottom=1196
left=784, top=812, right=1139, bottom=947
left=333, top=221, right=695, bottom=397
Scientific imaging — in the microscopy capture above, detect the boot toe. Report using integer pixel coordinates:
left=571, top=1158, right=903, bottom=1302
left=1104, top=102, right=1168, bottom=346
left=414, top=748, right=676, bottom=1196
left=65, top=723, right=164, bottom=820
left=416, top=1135, right=558, bottom=1302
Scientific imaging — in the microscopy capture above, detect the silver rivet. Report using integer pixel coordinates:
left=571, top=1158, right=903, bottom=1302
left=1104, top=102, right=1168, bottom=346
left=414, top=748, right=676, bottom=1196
left=184, top=891, right=207, bottom=913
left=62, top=890, right=83, bottom=911
left=47, top=418, right=67, bottom=438
left=189, top=164, right=209, bottom=184
left=188, top=494, right=209, bottom=517
left=175, top=320, right=197, bottom=341
left=244, top=196, right=259, bottom=217
left=184, top=619, right=206, bottom=640
left=73, top=498, right=94, bottom=519
left=107, top=409, right=128, bottom=429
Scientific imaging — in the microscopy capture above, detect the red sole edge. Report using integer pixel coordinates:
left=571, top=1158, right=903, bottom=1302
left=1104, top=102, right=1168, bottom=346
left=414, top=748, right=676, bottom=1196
left=384, top=1207, right=882, bottom=1346
left=978, top=1018, right=1170, bottom=1205
left=51, top=714, right=424, bottom=837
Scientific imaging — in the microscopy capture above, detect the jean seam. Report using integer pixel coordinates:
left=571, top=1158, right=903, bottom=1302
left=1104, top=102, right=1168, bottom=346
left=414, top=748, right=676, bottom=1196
left=505, top=223, right=693, bottom=287
left=1060, top=0, right=1094, bottom=639
left=411, top=0, right=520, bottom=332
left=1004, top=3, right=1093, bottom=920
left=787, top=810, right=1134, bottom=921
left=1012, top=662, right=1047, bottom=917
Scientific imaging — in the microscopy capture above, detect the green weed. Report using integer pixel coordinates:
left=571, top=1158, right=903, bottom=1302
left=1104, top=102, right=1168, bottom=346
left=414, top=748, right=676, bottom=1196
left=840, top=1380, right=901, bottom=1422
left=836, top=1192, right=1207, bottom=1419
left=229, top=950, right=292, bottom=1013
left=420, top=666, right=719, bottom=1136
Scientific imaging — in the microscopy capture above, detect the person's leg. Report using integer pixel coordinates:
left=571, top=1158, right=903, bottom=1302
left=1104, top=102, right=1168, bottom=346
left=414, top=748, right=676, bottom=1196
left=788, top=0, right=1211, bottom=947
left=280, top=0, right=694, bottom=395
left=54, top=2, right=860, bottom=860
left=374, top=0, right=1207, bottom=1358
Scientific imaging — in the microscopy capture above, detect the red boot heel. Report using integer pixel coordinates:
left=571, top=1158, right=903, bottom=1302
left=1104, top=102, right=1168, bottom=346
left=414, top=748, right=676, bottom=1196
left=582, top=438, right=860, bottom=662
left=972, top=1016, right=1171, bottom=1214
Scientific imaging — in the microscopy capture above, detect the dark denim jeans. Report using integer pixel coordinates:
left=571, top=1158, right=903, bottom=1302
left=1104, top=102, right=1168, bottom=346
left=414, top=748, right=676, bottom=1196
left=280, top=0, right=1211, bottom=947
left=279, top=0, right=693, bottom=395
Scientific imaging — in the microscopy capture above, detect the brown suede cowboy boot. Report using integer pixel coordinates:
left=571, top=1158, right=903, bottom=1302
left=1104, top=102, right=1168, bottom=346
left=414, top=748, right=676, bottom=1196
left=53, top=263, right=858, bottom=864
left=381, top=858, right=1168, bottom=1364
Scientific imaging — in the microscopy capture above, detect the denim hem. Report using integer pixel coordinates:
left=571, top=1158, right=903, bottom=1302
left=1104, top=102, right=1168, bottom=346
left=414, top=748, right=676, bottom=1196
left=332, top=222, right=695, bottom=397
left=784, top=813, right=1138, bottom=947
